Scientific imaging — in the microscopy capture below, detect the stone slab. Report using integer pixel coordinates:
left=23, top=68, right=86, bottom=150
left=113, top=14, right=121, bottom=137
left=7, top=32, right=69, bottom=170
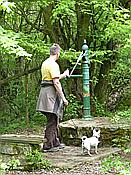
left=0, top=134, right=46, bottom=155
left=44, top=146, right=121, bottom=169
left=60, top=118, right=131, bottom=129
left=0, top=134, right=45, bottom=144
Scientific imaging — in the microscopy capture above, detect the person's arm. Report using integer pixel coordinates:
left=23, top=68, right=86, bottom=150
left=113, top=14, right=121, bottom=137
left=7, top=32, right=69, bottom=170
left=53, top=78, right=68, bottom=106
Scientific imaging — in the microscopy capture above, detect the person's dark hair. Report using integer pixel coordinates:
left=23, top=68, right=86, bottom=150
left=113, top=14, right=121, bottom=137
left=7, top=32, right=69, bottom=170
left=50, top=43, right=60, bottom=55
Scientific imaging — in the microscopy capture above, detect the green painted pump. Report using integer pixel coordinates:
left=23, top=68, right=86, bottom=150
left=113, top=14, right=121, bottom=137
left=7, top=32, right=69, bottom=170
left=82, top=40, right=91, bottom=120
left=69, top=40, right=92, bottom=120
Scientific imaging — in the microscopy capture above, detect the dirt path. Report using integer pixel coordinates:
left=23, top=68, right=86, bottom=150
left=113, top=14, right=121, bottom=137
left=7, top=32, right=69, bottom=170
left=6, top=161, right=109, bottom=175
left=6, top=146, right=121, bottom=175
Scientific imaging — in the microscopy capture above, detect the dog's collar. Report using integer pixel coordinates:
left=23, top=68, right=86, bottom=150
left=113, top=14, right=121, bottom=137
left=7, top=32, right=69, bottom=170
left=93, top=136, right=99, bottom=139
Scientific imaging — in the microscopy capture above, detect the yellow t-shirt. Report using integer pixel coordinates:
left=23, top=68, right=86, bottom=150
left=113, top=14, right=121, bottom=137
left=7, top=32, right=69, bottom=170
left=41, top=58, right=60, bottom=80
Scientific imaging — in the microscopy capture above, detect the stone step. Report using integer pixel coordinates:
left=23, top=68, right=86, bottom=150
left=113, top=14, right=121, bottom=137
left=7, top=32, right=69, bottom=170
left=0, top=134, right=45, bottom=155
left=44, top=146, right=121, bottom=169
left=59, top=117, right=131, bottom=147
left=0, top=134, right=45, bottom=144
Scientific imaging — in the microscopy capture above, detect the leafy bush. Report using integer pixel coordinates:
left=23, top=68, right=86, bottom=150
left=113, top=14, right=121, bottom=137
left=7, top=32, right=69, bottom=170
left=25, top=149, right=52, bottom=171
left=0, top=113, right=46, bottom=134
left=64, top=94, right=83, bottom=121
left=0, top=159, right=20, bottom=174
left=112, top=136, right=130, bottom=148
left=101, top=154, right=131, bottom=175
left=7, top=159, right=20, bottom=170
left=109, top=108, right=131, bottom=124
left=92, top=96, right=105, bottom=117
left=0, top=160, right=8, bottom=174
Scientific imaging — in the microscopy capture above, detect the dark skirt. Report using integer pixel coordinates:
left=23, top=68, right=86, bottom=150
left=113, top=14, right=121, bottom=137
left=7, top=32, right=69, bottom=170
left=36, top=85, right=64, bottom=120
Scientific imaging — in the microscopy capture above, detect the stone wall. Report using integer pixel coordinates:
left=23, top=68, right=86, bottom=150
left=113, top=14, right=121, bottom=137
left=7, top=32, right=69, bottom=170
left=59, top=118, right=131, bottom=147
left=0, top=134, right=44, bottom=164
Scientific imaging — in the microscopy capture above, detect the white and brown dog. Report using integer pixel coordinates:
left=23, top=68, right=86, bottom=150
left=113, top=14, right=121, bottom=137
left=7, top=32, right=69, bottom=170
left=81, top=128, right=100, bottom=156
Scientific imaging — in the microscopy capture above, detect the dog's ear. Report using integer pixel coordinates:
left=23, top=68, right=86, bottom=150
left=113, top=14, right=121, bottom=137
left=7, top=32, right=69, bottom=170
left=92, top=127, right=95, bottom=131
left=93, top=127, right=97, bottom=132
left=81, top=136, right=87, bottom=141
left=94, top=127, right=100, bottom=132
left=93, top=129, right=96, bottom=135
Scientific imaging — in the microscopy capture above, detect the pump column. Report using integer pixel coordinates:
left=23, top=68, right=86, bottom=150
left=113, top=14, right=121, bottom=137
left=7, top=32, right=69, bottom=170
left=82, top=40, right=92, bottom=120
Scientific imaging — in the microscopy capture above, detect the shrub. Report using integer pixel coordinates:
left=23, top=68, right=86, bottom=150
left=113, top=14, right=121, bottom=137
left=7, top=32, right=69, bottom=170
left=25, top=149, right=52, bottom=171
left=64, top=94, right=83, bottom=120
left=101, top=154, right=131, bottom=175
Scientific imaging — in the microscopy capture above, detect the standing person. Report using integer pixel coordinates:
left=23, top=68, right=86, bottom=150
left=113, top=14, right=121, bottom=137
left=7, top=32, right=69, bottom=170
left=36, top=43, right=69, bottom=152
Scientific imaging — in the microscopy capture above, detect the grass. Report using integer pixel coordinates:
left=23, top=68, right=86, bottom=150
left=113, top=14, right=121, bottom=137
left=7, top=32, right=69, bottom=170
left=0, top=113, right=46, bottom=134
left=108, top=108, right=131, bottom=124
left=101, top=150, right=131, bottom=175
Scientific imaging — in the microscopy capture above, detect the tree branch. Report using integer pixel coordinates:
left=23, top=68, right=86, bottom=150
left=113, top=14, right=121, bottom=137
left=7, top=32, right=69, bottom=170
left=0, top=66, right=41, bottom=85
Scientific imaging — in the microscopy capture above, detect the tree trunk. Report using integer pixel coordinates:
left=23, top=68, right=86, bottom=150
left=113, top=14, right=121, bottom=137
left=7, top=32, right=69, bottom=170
left=94, top=60, right=111, bottom=104
left=75, top=1, right=90, bottom=50
left=94, top=40, right=116, bottom=106
left=24, top=63, right=29, bottom=128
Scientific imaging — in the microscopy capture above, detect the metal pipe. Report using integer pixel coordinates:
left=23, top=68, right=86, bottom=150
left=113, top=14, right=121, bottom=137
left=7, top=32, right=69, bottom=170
left=69, top=75, right=83, bottom=78
left=69, top=52, right=83, bottom=77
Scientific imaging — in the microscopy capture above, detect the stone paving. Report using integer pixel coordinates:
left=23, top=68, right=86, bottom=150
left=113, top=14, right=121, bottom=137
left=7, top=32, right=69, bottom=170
left=1, top=117, right=130, bottom=174
left=43, top=146, right=121, bottom=169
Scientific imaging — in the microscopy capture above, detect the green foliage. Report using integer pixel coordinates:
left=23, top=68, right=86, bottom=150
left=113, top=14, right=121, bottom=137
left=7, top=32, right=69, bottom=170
left=112, top=136, right=130, bottom=148
left=108, top=59, right=131, bottom=90
left=123, top=147, right=131, bottom=154
left=64, top=94, right=83, bottom=120
left=7, top=159, right=20, bottom=170
left=92, top=96, right=105, bottom=116
left=61, top=49, right=81, bottom=65
left=30, top=112, right=47, bottom=130
left=0, top=0, right=131, bottom=127
left=52, top=0, right=76, bottom=23
left=0, top=113, right=45, bottom=134
left=25, top=149, right=52, bottom=171
left=109, top=108, right=131, bottom=124
left=18, top=33, right=50, bottom=59
left=101, top=154, right=131, bottom=175
left=0, top=160, right=8, bottom=174
left=0, top=0, right=15, bottom=12
left=0, top=32, right=50, bottom=124
left=0, top=150, right=52, bottom=172
left=0, top=158, right=20, bottom=174
left=0, top=116, right=29, bottom=134
left=0, top=27, right=32, bottom=58
left=89, top=50, right=112, bottom=62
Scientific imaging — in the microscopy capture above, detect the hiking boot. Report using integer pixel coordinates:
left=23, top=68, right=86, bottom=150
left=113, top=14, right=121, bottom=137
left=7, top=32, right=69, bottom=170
left=42, top=147, right=59, bottom=153
left=55, top=143, right=65, bottom=149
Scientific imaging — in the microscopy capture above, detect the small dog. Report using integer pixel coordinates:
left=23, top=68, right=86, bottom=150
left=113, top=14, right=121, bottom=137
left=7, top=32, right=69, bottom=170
left=81, top=128, right=100, bottom=156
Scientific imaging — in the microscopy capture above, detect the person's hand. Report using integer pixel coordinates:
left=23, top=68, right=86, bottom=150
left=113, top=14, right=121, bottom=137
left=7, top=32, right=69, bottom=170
left=63, top=99, right=69, bottom=106
left=63, top=69, right=69, bottom=78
